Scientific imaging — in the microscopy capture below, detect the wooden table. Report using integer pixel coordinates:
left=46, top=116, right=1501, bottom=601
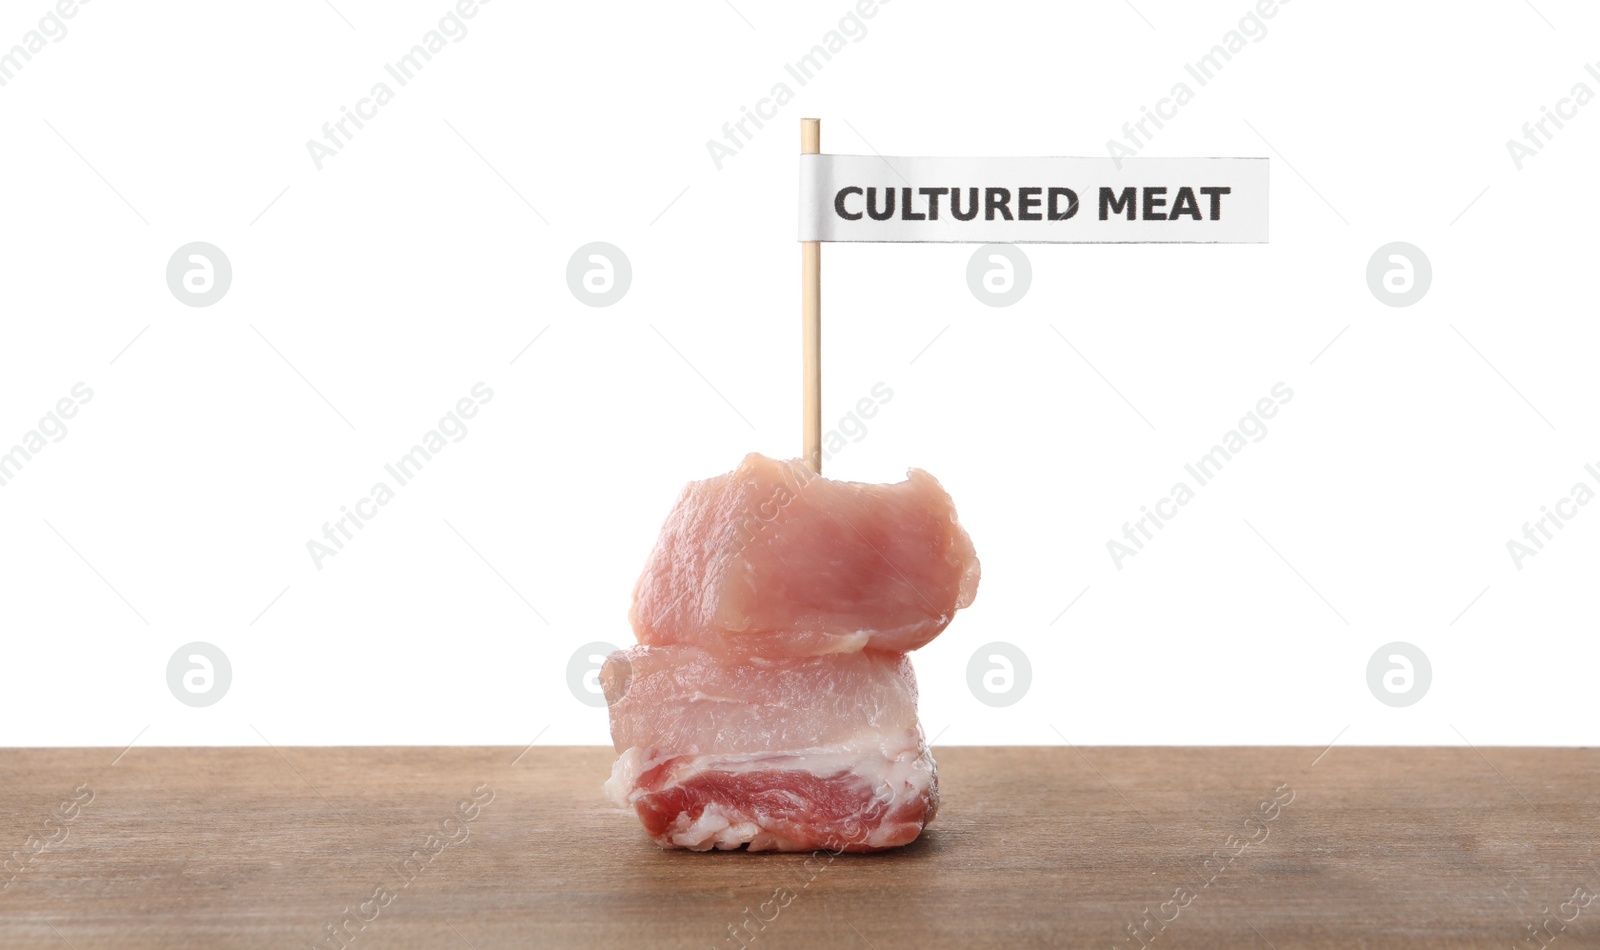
left=1, top=746, right=1596, bottom=948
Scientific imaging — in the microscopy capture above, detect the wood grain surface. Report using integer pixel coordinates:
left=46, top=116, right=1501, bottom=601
left=1, top=746, right=1597, bottom=949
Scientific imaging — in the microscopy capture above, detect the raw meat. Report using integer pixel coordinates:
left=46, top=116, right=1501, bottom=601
left=607, top=454, right=977, bottom=852
left=629, top=453, right=980, bottom=659
left=602, top=644, right=937, bottom=852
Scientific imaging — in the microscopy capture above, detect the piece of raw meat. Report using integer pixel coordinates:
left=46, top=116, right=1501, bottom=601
left=629, top=453, right=980, bottom=658
left=602, top=644, right=937, bottom=852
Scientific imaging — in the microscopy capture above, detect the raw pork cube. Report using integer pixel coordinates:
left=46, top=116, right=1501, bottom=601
left=602, top=644, right=938, bottom=852
left=629, top=453, right=979, bottom=659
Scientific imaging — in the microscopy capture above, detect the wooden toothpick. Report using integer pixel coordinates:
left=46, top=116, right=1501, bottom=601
left=801, top=118, right=822, bottom=474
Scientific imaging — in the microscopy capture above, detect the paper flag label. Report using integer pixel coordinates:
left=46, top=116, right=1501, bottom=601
left=799, top=154, right=1267, bottom=243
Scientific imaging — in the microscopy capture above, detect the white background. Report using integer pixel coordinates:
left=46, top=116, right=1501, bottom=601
left=2, top=0, right=1596, bottom=749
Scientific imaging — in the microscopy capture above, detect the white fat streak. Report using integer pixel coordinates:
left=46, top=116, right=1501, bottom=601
left=683, top=691, right=748, bottom=705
